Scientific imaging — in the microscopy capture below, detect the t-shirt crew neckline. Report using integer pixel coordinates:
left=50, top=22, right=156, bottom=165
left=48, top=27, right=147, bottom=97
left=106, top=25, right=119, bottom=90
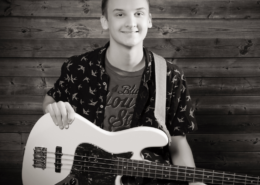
left=105, top=55, right=145, bottom=77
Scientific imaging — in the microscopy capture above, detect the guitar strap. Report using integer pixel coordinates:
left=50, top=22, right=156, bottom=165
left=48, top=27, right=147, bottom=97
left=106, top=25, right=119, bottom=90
left=152, top=52, right=172, bottom=144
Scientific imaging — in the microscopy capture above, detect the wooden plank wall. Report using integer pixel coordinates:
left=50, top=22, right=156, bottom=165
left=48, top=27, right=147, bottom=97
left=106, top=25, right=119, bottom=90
left=0, top=0, right=260, bottom=184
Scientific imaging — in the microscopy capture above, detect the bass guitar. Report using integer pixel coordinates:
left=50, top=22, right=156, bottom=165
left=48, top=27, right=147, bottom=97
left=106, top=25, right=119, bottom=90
left=22, top=113, right=259, bottom=185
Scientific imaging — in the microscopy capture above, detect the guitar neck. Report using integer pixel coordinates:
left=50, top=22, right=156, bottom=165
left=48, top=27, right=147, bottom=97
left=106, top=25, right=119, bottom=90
left=114, top=158, right=259, bottom=185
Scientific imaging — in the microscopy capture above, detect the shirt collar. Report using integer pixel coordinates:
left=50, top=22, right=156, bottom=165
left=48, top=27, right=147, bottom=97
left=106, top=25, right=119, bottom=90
left=99, top=42, right=153, bottom=82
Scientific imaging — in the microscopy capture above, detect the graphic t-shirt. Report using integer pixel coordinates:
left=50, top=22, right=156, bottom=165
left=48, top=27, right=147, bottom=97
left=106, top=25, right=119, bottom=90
left=103, top=57, right=145, bottom=132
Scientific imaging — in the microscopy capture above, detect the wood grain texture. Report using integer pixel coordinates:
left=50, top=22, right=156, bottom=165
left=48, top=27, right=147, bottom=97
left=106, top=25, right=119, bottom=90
left=0, top=96, right=44, bottom=115
left=187, top=134, right=260, bottom=152
left=1, top=17, right=260, bottom=39
left=1, top=0, right=260, bottom=19
left=0, top=38, right=259, bottom=58
left=195, top=115, right=260, bottom=134
left=0, top=0, right=259, bottom=179
left=1, top=58, right=260, bottom=77
left=0, top=77, right=260, bottom=96
left=192, top=96, right=260, bottom=115
left=0, top=115, right=41, bottom=133
left=0, top=133, right=22, bottom=150
left=0, top=151, right=23, bottom=168
left=0, top=168, right=23, bottom=185
left=1, top=115, right=260, bottom=134
left=0, top=77, right=56, bottom=96
left=188, top=77, right=260, bottom=96
left=0, top=96, right=259, bottom=115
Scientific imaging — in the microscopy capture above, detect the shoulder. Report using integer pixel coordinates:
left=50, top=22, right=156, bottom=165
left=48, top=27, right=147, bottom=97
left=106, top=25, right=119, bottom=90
left=64, top=46, right=106, bottom=71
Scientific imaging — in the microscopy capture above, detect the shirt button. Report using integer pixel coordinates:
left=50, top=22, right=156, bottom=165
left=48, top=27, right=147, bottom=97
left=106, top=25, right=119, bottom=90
left=100, top=105, right=104, bottom=108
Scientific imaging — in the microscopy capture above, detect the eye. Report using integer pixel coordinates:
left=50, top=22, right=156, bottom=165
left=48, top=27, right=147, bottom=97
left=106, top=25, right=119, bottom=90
left=116, top=13, right=124, bottom=17
left=135, top=12, right=144, bottom=16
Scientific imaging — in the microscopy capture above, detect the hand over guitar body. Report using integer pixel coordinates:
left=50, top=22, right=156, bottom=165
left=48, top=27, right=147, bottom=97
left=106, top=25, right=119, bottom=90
left=22, top=114, right=259, bottom=185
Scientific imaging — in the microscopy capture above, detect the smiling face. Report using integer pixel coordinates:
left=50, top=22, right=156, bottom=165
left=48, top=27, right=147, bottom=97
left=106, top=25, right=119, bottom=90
left=100, top=0, right=152, bottom=48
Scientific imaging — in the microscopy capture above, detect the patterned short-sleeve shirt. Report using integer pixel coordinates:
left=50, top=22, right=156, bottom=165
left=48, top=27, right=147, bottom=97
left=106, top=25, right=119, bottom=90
left=47, top=42, right=197, bottom=184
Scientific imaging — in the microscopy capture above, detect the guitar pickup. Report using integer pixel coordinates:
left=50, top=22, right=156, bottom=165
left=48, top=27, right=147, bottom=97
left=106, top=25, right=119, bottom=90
left=55, top=146, right=63, bottom=173
left=33, top=147, right=47, bottom=170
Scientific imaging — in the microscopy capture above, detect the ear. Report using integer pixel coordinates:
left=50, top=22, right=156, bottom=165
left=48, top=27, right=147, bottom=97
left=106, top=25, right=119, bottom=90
left=100, top=16, right=109, bottom=30
left=148, top=13, right=152, bottom=28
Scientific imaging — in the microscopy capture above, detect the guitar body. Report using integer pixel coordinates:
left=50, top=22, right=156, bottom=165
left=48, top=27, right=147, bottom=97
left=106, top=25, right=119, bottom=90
left=22, top=113, right=168, bottom=185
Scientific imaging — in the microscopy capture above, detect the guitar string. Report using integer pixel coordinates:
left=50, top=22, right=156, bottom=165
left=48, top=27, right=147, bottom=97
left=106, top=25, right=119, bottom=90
left=33, top=156, right=259, bottom=184
left=38, top=151, right=259, bottom=182
left=34, top=160, right=257, bottom=185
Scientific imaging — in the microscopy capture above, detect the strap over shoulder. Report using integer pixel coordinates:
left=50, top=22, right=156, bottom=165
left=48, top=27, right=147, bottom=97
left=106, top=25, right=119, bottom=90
left=152, top=52, right=171, bottom=145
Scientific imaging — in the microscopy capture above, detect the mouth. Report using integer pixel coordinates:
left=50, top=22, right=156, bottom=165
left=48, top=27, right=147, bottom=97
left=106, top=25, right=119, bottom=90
left=121, top=31, right=139, bottom=33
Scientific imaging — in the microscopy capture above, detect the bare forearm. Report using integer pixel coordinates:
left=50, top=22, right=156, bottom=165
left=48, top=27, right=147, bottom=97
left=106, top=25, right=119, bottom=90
left=168, top=135, right=195, bottom=167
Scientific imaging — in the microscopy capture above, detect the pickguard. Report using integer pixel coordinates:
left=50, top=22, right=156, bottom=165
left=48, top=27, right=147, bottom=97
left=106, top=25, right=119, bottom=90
left=55, top=143, right=172, bottom=185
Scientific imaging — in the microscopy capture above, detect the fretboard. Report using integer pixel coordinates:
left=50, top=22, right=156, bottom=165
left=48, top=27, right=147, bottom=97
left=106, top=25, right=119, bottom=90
left=115, top=158, right=259, bottom=185
left=74, top=156, right=259, bottom=185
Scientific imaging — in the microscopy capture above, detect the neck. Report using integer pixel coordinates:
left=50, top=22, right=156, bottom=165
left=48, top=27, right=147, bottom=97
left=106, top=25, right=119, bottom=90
left=106, top=40, right=145, bottom=72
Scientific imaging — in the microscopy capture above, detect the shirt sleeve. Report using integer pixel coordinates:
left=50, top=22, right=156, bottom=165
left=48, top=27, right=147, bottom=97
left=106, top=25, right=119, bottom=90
left=47, top=58, right=73, bottom=102
left=167, top=68, right=198, bottom=136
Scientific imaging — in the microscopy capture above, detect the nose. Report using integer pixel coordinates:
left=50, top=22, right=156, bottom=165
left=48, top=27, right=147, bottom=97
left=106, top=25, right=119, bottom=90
left=125, top=14, right=137, bottom=28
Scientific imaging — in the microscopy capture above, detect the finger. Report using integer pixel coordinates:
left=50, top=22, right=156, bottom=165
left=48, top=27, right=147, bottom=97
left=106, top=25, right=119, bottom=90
left=52, top=102, right=63, bottom=129
left=65, top=102, right=75, bottom=125
left=46, top=104, right=58, bottom=126
left=57, top=101, right=68, bottom=129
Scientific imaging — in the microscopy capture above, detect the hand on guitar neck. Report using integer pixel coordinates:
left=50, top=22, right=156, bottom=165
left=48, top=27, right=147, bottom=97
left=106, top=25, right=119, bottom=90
left=43, top=95, right=75, bottom=130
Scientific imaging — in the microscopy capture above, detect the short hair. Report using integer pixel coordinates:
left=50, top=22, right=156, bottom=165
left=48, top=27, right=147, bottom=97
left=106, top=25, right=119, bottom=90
left=101, top=0, right=150, bottom=18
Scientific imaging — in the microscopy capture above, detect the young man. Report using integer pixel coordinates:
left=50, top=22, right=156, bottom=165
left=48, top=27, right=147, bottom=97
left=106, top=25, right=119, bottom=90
left=43, top=0, right=205, bottom=184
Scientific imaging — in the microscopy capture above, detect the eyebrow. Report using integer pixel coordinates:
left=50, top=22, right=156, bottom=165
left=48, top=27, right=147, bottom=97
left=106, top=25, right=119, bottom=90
left=113, top=7, right=146, bottom=12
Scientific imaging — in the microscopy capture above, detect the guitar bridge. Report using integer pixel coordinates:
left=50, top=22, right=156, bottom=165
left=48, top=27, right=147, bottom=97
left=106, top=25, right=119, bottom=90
left=33, top=147, right=47, bottom=169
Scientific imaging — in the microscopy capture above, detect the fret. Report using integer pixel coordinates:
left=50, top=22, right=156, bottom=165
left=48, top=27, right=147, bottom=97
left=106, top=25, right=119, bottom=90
left=168, top=164, right=172, bottom=180
left=122, top=158, right=128, bottom=176
left=193, top=167, right=196, bottom=182
left=155, top=162, right=164, bottom=179
left=212, top=170, right=214, bottom=184
left=233, top=172, right=247, bottom=185
left=164, top=163, right=171, bottom=180
left=245, top=174, right=247, bottom=185
left=130, top=159, right=133, bottom=176
left=161, top=163, right=164, bottom=179
left=201, top=170, right=214, bottom=184
left=185, top=167, right=195, bottom=182
left=222, top=172, right=224, bottom=185
left=246, top=175, right=259, bottom=185
left=149, top=163, right=157, bottom=178
left=176, top=165, right=179, bottom=181
left=194, top=167, right=204, bottom=182
left=210, top=171, right=226, bottom=185
left=169, top=167, right=178, bottom=180
left=143, top=161, right=150, bottom=178
left=184, top=166, right=187, bottom=181
left=178, top=167, right=187, bottom=181
left=202, top=169, right=204, bottom=182
left=257, top=176, right=259, bottom=185
left=149, top=161, right=152, bottom=178
left=141, top=160, right=145, bottom=178
left=132, top=159, right=138, bottom=176
left=223, top=172, right=236, bottom=185
left=118, top=158, right=124, bottom=175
